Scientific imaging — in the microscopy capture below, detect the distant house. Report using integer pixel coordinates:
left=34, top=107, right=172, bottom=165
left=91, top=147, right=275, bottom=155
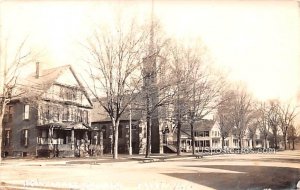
left=178, top=120, right=270, bottom=152
left=179, top=120, right=221, bottom=152
left=2, top=63, right=93, bottom=157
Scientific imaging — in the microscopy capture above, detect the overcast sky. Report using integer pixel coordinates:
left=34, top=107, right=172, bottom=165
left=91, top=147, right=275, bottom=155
left=1, top=0, right=300, bottom=103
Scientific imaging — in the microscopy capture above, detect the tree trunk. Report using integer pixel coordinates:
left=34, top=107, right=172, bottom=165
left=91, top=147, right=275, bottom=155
left=111, top=127, right=115, bottom=155
left=222, top=137, right=225, bottom=149
left=283, top=132, right=287, bottom=150
left=145, top=114, right=151, bottom=158
left=0, top=106, right=5, bottom=163
left=239, top=137, right=242, bottom=150
left=191, top=123, right=195, bottom=155
left=251, top=137, right=255, bottom=149
left=0, top=116, right=3, bottom=163
left=113, top=119, right=119, bottom=159
left=177, top=121, right=181, bottom=156
left=292, top=140, right=295, bottom=150
left=274, top=134, right=278, bottom=149
left=264, top=136, right=267, bottom=149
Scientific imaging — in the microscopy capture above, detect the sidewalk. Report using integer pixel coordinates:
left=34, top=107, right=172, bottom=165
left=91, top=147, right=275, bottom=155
left=0, top=153, right=200, bottom=166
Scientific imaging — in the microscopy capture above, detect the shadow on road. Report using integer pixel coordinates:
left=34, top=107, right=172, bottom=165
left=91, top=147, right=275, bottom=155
left=162, top=165, right=300, bottom=190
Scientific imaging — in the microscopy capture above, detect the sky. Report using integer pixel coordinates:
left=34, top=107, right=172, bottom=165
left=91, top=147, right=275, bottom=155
left=1, top=0, right=300, bottom=104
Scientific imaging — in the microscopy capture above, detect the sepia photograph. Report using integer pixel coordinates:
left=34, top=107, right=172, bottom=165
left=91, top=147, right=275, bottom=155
left=0, top=0, right=300, bottom=189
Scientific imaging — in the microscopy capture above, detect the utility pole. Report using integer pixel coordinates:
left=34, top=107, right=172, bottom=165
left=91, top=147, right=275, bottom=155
left=129, top=104, right=132, bottom=155
left=0, top=0, right=4, bottom=163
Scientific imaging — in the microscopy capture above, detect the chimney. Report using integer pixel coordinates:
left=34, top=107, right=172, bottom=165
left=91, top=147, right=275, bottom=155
left=35, top=62, right=40, bottom=78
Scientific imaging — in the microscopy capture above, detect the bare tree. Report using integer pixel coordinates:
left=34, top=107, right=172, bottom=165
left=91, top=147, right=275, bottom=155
left=188, top=70, right=226, bottom=154
left=247, top=107, right=260, bottom=149
left=168, top=43, right=198, bottom=156
left=287, top=124, right=300, bottom=150
left=168, top=40, right=226, bottom=155
left=230, top=85, right=253, bottom=149
left=216, top=90, right=235, bottom=149
left=267, top=100, right=281, bottom=149
left=84, top=19, right=149, bottom=159
left=257, top=102, right=270, bottom=149
left=0, top=39, right=32, bottom=161
left=278, top=103, right=298, bottom=150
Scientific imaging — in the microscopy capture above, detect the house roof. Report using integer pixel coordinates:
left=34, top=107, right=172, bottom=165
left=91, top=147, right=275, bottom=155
left=38, top=122, right=92, bottom=130
left=16, top=65, right=93, bottom=107
left=91, top=93, right=144, bottom=123
left=19, top=65, right=71, bottom=97
left=181, top=119, right=215, bottom=135
left=91, top=100, right=142, bottom=123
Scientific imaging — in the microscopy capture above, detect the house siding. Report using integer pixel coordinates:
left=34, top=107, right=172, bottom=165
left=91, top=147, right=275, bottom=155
left=3, top=102, right=38, bottom=157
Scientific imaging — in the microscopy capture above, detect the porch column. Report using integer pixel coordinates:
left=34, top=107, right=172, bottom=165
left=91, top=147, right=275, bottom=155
left=99, top=131, right=103, bottom=156
left=71, top=128, right=74, bottom=150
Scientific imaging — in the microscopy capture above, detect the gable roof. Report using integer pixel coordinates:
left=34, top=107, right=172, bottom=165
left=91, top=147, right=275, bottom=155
left=20, top=65, right=70, bottom=96
left=181, top=119, right=215, bottom=136
left=17, top=65, right=93, bottom=107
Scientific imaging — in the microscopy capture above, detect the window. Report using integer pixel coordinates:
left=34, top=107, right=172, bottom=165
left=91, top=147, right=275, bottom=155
left=224, top=140, right=229, bottom=147
left=83, top=110, right=88, bottom=124
left=194, top=131, right=209, bottom=137
left=52, top=130, right=58, bottom=139
left=205, top=140, right=210, bottom=147
left=60, top=86, right=77, bottom=101
left=70, top=108, right=74, bottom=121
left=213, top=131, right=219, bottom=137
left=66, top=90, right=71, bottom=100
left=132, top=124, right=137, bottom=130
left=4, top=130, right=10, bottom=146
left=62, top=108, right=69, bottom=121
left=118, top=125, right=123, bottom=138
left=24, top=105, right=30, bottom=120
left=204, top=131, right=209, bottom=137
left=143, top=128, right=147, bottom=138
left=45, top=105, right=51, bottom=119
left=78, top=109, right=83, bottom=122
left=53, top=107, right=60, bottom=122
left=72, top=89, right=77, bottom=100
left=233, top=139, right=239, bottom=147
left=59, top=87, right=64, bottom=98
left=101, top=125, right=107, bottom=139
left=41, top=130, right=48, bottom=138
left=8, top=106, right=13, bottom=122
left=21, top=129, right=29, bottom=147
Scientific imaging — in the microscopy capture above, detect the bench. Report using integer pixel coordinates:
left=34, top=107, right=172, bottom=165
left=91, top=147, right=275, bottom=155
left=142, top=158, right=154, bottom=163
left=141, top=158, right=165, bottom=163
left=131, top=157, right=166, bottom=163
left=195, top=154, right=203, bottom=159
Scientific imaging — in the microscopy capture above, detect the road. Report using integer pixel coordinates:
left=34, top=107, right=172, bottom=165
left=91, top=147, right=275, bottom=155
left=0, top=150, right=300, bottom=190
